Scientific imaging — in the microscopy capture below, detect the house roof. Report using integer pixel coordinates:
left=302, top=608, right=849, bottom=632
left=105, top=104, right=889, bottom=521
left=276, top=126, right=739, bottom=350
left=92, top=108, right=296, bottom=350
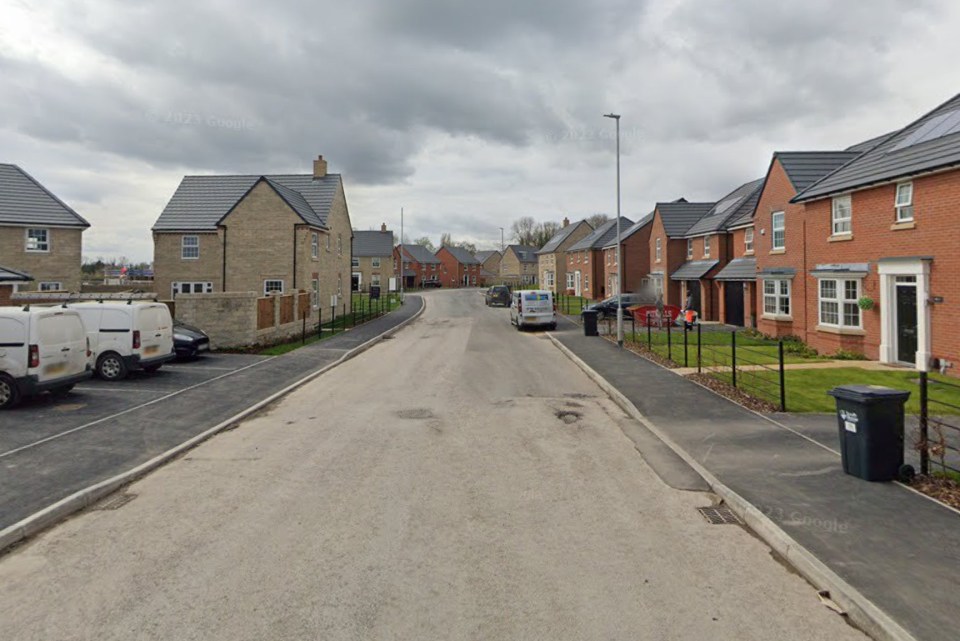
left=845, top=131, right=898, bottom=153
left=670, top=260, right=719, bottom=281
left=774, top=152, right=861, bottom=194
left=568, top=217, right=634, bottom=251
left=655, top=202, right=714, bottom=237
left=475, top=250, right=501, bottom=263
left=685, top=178, right=763, bottom=237
left=795, top=93, right=960, bottom=202
left=398, top=244, right=441, bottom=264
left=506, top=244, right=539, bottom=263
left=441, top=245, right=480, bottom=264
left=723, top=185, right=764, bottom=230
left=152, top=173, right=341, bottom=231
left=601, top=212, right=654, bottom=248
left=0, top=265, right=33, bottom=282
left=0, top=164, right=90, bottom=228
left=536, top=220, right=592, bottom=254
left=714, top=257, right=757, bottom=281
left=352, top=230, right=394, bottom=257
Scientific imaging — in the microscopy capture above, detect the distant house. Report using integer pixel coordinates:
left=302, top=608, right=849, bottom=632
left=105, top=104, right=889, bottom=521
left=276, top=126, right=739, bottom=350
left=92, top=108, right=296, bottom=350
left=0, top=265, right=33, bottom=305
left=647, top=202, right=713, bottom=308
left=436, top=245, right=481, bottom=287
left=500, top=245, right=539, bottom=286
left=394, top=244, right=442, bottom=288
left=536, top=217, right=593, bottom=293
left=0, top=163, right=89, bottom=292
left=352, top=224, right=395, bottom=292
left=602, top=214, right=653, bottom=299
left=152, top=155, right=352, bottom=309
left=565, top=218, right=633, bottom=300
left=475, top=250, right=502, bottom=286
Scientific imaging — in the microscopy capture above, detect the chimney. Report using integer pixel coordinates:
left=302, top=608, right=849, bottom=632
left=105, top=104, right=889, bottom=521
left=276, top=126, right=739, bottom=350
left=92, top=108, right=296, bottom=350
left=563, top=217, right=570, bottom=228
left=313, top=155, right=328, bottom=179
left=381, top=222, right=387, bottom=232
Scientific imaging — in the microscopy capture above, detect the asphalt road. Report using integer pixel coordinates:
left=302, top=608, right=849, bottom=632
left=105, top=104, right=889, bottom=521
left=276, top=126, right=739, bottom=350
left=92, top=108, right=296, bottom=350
left=0, top=290, right=864, bottom=641
left=0, top=298, right=421, bottom=531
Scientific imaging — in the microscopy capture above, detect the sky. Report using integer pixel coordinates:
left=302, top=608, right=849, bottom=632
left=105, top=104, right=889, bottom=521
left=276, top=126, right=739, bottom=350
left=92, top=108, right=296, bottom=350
left=2, top=0, right=959, bottom=262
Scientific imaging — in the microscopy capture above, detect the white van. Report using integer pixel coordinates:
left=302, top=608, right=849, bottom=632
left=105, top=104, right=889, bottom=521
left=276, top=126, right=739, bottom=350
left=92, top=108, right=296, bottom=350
left=510, top=290, right=557, bottom=331
left=69, top=302, right=175, bottom=381
left=0, top=306, right=93, bottom=409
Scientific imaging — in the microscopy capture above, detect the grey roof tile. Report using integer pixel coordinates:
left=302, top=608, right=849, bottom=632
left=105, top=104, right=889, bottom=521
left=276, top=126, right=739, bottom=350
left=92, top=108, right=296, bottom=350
left=775, top=152, right=861, bottom=193
left=685, top=178, right=763, bottom=237
left=0, top=264, right=33, bottom=281
left=441, top=245, right=480, bottom=264
left=795, top=93, right=960, bottom=201
left=568, top=217, right=633, bottom=251
left=536, top=219, right=592, bottom=254
left=656, top=202, right=714, bottom=237
left=506, top=244, right=539, bottom=263
left=714, top=257, right=757, bottom=281
left=845, top=131, right=898, bottom=153
left=352, top=230, right=394, bottom=257
left=153, top=173, right=341, bottom=231
left=0, top=164, right=89, bottom=228
left=398, top=244, right=441, bottom=264
left=670, top=259, right=719, bottom=281
left=602, top=212, right=654, bottom=248
left=474, top=250, right=501, bottom=262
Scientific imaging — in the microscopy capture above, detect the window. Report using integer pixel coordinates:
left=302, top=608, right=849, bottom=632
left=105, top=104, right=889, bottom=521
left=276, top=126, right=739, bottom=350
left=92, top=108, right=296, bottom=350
left=655, top=238, right=662, bottom=262
left=545, top=271, right=555, bottom=287
left=566, top=273, right=575, bottom=289
left=311, top=233, right=319, bottom=258
left=172, top=282, right=213, bottom=296
left=762, top=279, right=790, bottom=317
left=686, top=239, right=693, bottom=259
left=39, top=282, right=62, bottom=291
left=326, top=234, right=331, bottom=251
left=703, top=236, right=711, bottom=258
left=337, top=275, right=342, bottom=296
left=895, top=182, right=914, bottom=222
left=831, top=195, right=852, bottom=235
left=311, top=279, right=319, bottom=308
left=25, top=228, right=49, bottom=252
left=372, top=257, right=381, bottom=268
left=771, top=212, right=785, bottom=250
left=744, top=229, right=754, bottom=254
left=337, top=234, right=342, bottom=255
left=351, top=256, right=359, bottom=268
left=584, top=275, right=590, bottom=290
left=819, top=278, right=861, bottom=328
left=371, top=274, right=381, bottom=287
left=264, top=279, right=284, bottom=295
left=181, top=235, right=199, bottom=259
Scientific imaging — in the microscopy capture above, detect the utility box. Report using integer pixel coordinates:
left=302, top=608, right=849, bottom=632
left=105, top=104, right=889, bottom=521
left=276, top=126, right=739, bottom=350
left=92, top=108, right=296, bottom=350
left=827, top=385, right=911, bottom=482
left=582, top=309, right=599, bottom=337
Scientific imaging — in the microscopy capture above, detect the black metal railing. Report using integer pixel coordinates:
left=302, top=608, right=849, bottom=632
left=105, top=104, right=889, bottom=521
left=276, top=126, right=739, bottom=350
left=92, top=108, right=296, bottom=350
left=917, top=371, right=960, bottom=476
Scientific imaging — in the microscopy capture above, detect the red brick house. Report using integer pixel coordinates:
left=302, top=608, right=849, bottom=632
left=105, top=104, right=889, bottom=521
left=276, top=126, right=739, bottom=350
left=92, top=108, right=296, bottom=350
left=602, top=214, right=653, bottom=298
left=436, top=245, right=481, bottom=288
left=791, top=93, right=960, bottom=371
left=565, top=217, right=633, bottom=300
left=647, top=201, right=713, bottom=308
left=394, top=244, right=441, bottom=288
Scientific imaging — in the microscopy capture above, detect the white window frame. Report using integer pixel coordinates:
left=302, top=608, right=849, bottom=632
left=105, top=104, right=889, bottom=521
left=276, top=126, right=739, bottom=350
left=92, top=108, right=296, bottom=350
left=25, top=228, right=50, bottom=253
left=39, top=281, right=62, bottom=292
left=311, top=233, right=319, bottom=259
left=566, top=273, right=575, bottom=289
left=337, top=275, right=342, bottom=296
left=744, top=228, right=754, bottom=254
left=686, top=238, right=693, bottom=259
left=831, top=195, right=852, bottom=236
left=181, top=235, right=200, bottom=260
left=172, top=281, right=213, bottom=297
left=818, top=278, right=861, bottom=329
left=325, top=234, right=331, bottom=252
left=372, top=256, right=381, bottom=268
left=762, top=279, right=791, bottom=318
left=311, top=279, right=320, bottom=308
left=655, top=237, right=662, bottom=262
left=351, top=256, right=359, bottom=268
left=371, top=274, right=381, bottom=287
left=703, top=236, right=711, bottom=258
left=545, top=270, right=555, bottom=287
left=895, top=182, right=914, bottom=222
left=263, top=279, right=284, bottom=295
left=337, top=234, right=342, bottom=255
left=771, top=212, right=785, bottom=250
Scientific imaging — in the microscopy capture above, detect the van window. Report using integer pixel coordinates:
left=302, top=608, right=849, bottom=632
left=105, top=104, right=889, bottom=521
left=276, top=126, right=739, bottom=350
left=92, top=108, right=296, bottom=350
left=38, top=315, right=84, bottom=343
left=101, top=309, right=130, bottom=331
left=0, top=318, right=27, bottom=344
left=139, top=306, right=169, bottom=329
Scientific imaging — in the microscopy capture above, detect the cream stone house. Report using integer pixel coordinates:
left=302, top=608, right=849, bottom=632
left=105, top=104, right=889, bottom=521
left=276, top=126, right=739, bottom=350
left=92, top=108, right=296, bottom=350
left=351, top=224, right=395, bottom=292
left=152, top=155, right=352, bottom=309
left=535, top=218, right=593, bottom=293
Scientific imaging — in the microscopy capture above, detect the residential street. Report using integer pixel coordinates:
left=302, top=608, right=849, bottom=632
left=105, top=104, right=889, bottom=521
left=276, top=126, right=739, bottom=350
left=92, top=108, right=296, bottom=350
left=0, top=289, right=863, bottom=641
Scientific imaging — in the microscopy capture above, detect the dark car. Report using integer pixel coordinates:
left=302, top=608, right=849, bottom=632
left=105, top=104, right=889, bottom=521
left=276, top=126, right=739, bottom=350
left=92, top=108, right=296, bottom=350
left=173, top=321, right=210, bottom=359
left=485, top=285, right=511, bottom=307
left=421, top=279, right=442, bottom=288
left=585, top=293, right=646, bottom=320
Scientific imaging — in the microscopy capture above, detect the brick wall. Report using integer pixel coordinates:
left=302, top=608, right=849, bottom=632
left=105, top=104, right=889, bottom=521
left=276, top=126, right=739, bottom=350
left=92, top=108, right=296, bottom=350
left=153, top=231, right=223, bottom=298
left=174, top=291, right=316, bottom=349
left=0, top=226, right=84, bottom=291
left=353, top=256, right=395, bottom=291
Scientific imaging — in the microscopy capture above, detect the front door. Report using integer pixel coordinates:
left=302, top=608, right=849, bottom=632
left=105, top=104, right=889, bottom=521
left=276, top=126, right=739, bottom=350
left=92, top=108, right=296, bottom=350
left=724, top=282, right=745, bottom=326
left=685, top=280, right=701, bottom=312
left=895, top=277, right=918, bottom=364
left=574, top=271, right=582, bottom=296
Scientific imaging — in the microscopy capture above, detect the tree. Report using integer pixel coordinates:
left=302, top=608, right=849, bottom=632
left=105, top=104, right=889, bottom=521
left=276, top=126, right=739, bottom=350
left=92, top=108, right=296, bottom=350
left=511, top=216, right=538, bottom=246
left=440, top=232, right=452, bottom=248
left=586, top=213, right=610, bottom=228
left=536, top=221, right=561, bottom=248
left=413, top=236, right=435, bottom=252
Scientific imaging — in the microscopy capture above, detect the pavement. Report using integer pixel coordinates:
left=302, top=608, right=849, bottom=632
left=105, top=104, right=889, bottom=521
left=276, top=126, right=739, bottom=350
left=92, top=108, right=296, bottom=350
left=551, top=319, right=960, bottom=641
left=0, top=289, right=864, bottom=641
left=0, top=296, right=423, bottom=535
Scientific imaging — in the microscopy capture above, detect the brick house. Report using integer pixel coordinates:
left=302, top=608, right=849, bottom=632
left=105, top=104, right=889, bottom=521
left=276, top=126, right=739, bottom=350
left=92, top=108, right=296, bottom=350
left=673, top=179, right=763, bottom=322
left=565, top=217, right=633, bottom=300
left=753, top=151, right=863, bottom=344
left=500, top=245, right=539, bottom=286
left=714, top=194, right=763, bottom=327
left=152, top=155, right=352, bottom=310
left=601, top=214, right=653, bottom=298
left=351, top=224, right=395, bottom=293
left=475, top=250, right=502, bottom=286
left=647, top=202, right=713, bottom=308
left=789, top=93, right=960, bottom=371
left=394, top=244, right=441, bottom=288
left=0, top=265, right=33, bottom=305
left=536, top=217, right=593, bottom=293
left=0, top=163, right=89, bottom=292
left=436, top=245, right=481, bottom=287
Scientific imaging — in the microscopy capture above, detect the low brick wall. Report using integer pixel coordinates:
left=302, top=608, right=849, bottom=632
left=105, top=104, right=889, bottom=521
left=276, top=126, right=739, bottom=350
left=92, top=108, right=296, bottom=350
left=174, top=291, right=314, bottom=349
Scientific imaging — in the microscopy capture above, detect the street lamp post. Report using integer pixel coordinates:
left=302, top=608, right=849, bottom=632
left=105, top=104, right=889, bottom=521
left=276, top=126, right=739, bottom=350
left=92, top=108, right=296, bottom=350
left=498, top=227, right=504, bottom=252
left=603, top=113, right=623, bottom=348
left=399, top=207, right=404, bottom=303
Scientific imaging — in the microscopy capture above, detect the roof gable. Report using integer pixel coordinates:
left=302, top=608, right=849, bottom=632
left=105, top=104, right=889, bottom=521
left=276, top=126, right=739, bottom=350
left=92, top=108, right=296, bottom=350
left=506, top=244, right=539, bottom=263
left=440, top=245, right=480, bottom=264
left=602, top=213, right=654, bottom=247
left=0, top=164, right=89, bottom=228
left=352, top=230, right=394, bottom=257
left=654, top=202, right=714, bottom=237
left=568, top=217, right=634, bottom=251
left=685, top=178, right=763, bottom=237
left=775, top=152, right=861, bottom=193
left=0, top=264, right=33, bottom=282
left=399, top=243, right=441, bottom=264
left=536, top=220, right=593, bottom=254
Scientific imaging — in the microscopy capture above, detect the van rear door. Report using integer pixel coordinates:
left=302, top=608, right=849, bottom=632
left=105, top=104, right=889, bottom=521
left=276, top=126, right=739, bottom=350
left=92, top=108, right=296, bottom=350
left=521, top=291, right=553, bottom=316
left=32, top=311, right=87, bottom=383
left=137, top=305, right=174, bottom=358
left=0, top=315, right=28, bottom=378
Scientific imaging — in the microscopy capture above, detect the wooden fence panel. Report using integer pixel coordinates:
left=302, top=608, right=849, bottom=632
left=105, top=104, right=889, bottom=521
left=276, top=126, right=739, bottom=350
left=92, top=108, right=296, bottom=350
left=279, top=294, right=295, bottom=325
left=298, top=292, right=310, bottom=319
left=257, top=297, right=274, bottom=330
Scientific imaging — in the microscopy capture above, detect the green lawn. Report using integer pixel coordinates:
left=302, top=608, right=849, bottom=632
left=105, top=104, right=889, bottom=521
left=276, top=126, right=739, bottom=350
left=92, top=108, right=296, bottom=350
left=777, top=368, right=960, bottom=414
left=627, top=330, right=823, bottom=366
left=555, top=294, right=589, bottom=316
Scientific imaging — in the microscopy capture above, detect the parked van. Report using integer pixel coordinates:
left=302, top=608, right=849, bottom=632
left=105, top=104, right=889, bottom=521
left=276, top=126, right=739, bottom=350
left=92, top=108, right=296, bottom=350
left=510, top=290, right=557, bottom=331
left=69, top=302, right=175, bottom=381
left=0, top=306, right=93, bottom=409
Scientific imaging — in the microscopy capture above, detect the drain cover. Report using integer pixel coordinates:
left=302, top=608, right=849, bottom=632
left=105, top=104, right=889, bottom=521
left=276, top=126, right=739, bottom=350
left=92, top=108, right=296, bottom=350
left=94, top=492, right=137, bottom=511
left=697, top=506, right=742, bottom=525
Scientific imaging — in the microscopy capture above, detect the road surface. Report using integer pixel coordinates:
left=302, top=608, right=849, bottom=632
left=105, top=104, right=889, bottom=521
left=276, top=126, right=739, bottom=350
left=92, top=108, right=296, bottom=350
left=0, top=289, right=863, bottom=640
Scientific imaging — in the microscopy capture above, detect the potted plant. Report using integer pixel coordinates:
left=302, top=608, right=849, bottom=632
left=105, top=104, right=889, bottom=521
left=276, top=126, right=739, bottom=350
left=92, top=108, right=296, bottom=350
left=858, top=296, right=875, bottom=311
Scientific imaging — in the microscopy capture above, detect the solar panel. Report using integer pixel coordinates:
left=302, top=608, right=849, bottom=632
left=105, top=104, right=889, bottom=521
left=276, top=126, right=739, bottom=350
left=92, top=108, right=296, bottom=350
left=712, top=195, right=742, bottom=216
left=891, top=109, right=960, bottom=151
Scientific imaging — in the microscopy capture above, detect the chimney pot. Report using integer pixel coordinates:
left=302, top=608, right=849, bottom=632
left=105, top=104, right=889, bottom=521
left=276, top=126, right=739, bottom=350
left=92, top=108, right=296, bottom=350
left=381, top=222, right=387, bottom=232
left=563, top=217, right=570, bottom=228
left=313, top=155, right=328, bottom=179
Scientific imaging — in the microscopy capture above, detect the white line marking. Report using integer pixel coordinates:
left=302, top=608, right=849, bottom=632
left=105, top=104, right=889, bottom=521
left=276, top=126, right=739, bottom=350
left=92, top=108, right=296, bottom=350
left=0, top=356, right=279, bottom=460
left=74, top=387, right=169, bottom=393
left=163, top=365, right=252, bottom=371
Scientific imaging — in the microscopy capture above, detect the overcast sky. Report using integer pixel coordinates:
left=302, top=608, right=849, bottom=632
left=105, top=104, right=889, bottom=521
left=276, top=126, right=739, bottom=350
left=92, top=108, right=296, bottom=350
left=2, top=0, right=959, bottom=262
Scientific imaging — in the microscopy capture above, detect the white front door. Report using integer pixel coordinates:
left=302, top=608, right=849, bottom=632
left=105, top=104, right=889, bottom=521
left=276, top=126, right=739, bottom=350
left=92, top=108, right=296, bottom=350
left=878, top=259, right=931, bottom=370
left=574, top=271, right=582, bottom=296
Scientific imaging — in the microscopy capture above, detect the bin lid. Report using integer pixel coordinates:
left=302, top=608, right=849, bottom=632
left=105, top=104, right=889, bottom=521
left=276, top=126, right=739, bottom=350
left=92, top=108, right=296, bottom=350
left=827, top=384, right=911, bottom=403
left=581, top=309, right=599, bottom=317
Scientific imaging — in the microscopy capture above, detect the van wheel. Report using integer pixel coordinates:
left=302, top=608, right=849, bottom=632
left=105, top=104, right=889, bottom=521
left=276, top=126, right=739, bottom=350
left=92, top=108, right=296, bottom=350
left=97, top=353, right=128, bottom=381
left=0, top=374, right=20, bottom=409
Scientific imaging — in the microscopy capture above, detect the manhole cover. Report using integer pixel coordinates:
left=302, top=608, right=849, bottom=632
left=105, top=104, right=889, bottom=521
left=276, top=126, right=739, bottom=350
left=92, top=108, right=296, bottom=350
left=697, top=506, right=742, bottom=525
left=94, top=492, right=137, bottom=511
